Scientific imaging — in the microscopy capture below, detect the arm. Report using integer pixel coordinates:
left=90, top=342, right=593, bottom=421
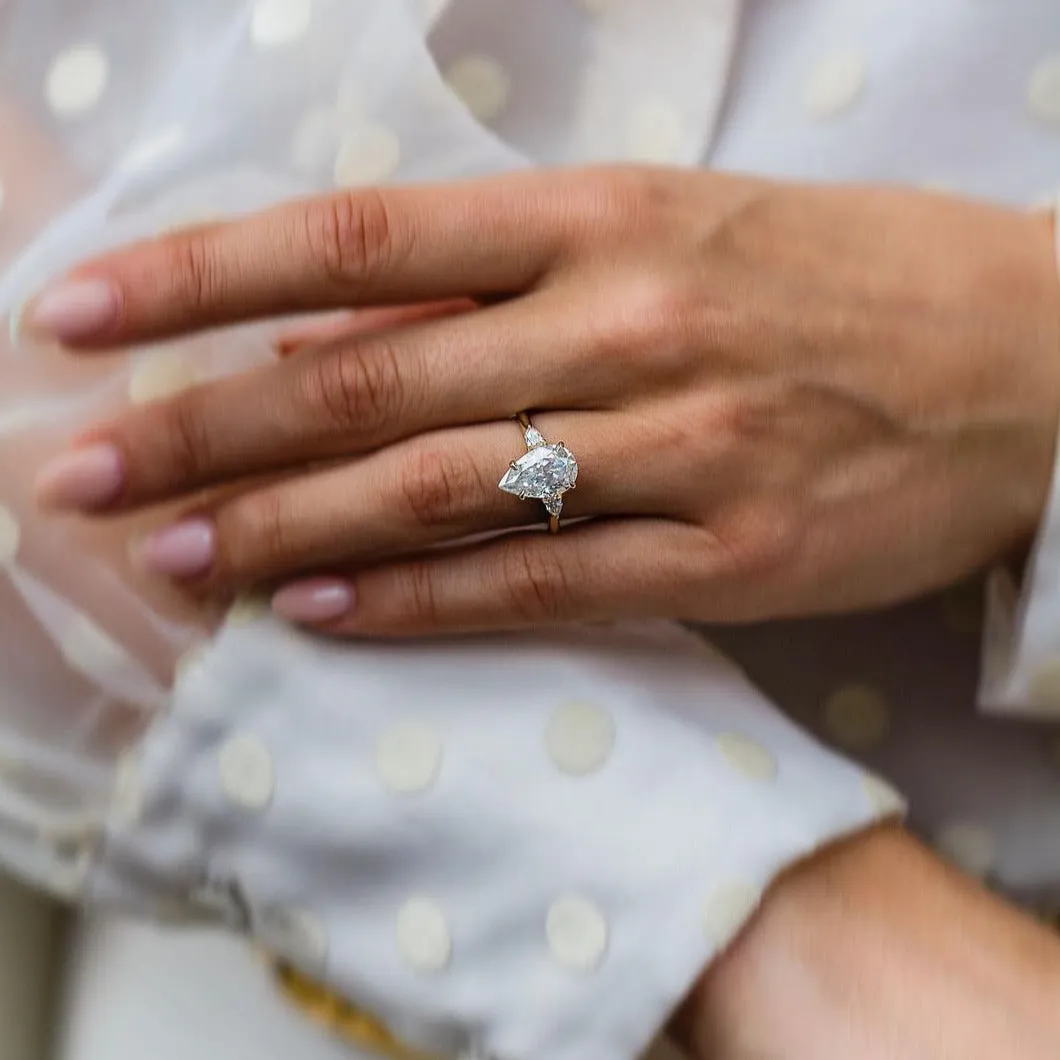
left=675, top=826, right=1060, bottom=1060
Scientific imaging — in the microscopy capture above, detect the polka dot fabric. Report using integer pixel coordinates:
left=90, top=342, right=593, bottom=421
left=87, top=617, right=891, bottom=1060
left=0, top=1, right=1058, bottom=1057
left=0, top=0, right=733, bottom=898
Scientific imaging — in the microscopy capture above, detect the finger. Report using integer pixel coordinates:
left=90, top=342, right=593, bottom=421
left=34, top=292, right=613, bottom=513
left=274, top=300, right=477, bottom=357
left=130, top=414, right=647, bottom=588
left=22, top=168, right=608, bottom=348
left=273, top=519, right=698, bottom=635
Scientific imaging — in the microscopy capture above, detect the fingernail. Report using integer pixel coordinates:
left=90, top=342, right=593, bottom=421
left=138, top=518, right=216, bottom=578
left=272, top=579, right=354, bottom=624
left=35, top=444, right=125, bottom=511
left=25, top=279, right=121, bottom=343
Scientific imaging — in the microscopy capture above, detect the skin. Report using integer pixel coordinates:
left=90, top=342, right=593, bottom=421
left=23, top=166, right=1060, bottom=635
left=672, top=826, right=1060, bottom=1060
left=19, top=168, right=1060, bottom=1056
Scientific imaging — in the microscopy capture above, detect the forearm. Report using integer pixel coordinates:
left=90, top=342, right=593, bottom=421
left=675, top=825, right=1060, bottom=1060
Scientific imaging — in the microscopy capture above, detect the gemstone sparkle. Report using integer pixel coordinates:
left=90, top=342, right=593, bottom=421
left=498, top=438, right=578, bottom=516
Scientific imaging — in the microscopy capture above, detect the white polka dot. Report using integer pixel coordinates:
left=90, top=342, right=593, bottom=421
left=445, top=55, right=511, bottom=122
left=0, top=505, right=20, bottom=565
left=60, top=615, right=131, bottom=676
left=823, top=683, right=891, bottom=752
left=226, top=594, right=270, bottom=627
left=396, top=897, right=451, bottom=972
left=45, top=44, right=109, bottom=118
left=333, top=123, right=401, bottom=187
left=717, top=734, right=777, bottom=782
left=111, top=753, right=143, bottom=826
left=1027, top=55, right=1060, bottom=125
left=218, top=734, right=275, bottom=810
left=251, top=0, right=313, bottom=49
left=936, top=822, right=996, bottom=879
left=1028, top=658, right=1060, bottom=715
left=702, top=881, right=761, bottom=949
left=545, top=701, right=615, bottom=776
left=803, top=50, right=866, bottom=119
left=862, top=773, right=906, bottom=817
left=259, top=905, right=328, bottom=969
left=546, top=894, right=608, bottom=972
left=128, top=350, right=199, bottom=405
left=626, top=100, right=686, bottom=163
left=375, top=722, right=442, bottom=795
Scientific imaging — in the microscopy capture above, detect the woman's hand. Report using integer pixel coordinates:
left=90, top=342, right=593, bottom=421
left=26, top=167, right=1060, bottom=635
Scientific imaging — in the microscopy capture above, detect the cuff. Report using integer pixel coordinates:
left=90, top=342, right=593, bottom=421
left=84, top=616, right=900, bottom=1060
left=980, top=198, right=1060, bottom=718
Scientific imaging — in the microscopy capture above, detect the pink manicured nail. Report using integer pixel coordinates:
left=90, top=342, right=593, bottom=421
left=272, top=579, right=354, bottom=624
left=26, top=279, right=121, bottom=343
left=35, top=444, right=125, bottom=511
left=138, top=519, right=216, bottom=578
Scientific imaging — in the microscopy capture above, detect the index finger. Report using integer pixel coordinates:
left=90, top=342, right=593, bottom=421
left=22, top=168, right=599, bottom=349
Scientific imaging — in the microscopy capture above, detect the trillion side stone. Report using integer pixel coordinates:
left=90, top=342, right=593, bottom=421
left=498, top=442, right=578, bottom=506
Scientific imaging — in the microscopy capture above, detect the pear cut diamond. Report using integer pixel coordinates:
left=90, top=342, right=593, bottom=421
left=498, top=441, right=578, bottom=514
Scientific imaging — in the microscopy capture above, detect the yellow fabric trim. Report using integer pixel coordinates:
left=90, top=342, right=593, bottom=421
left=272, top=960, right=447, bottom=1060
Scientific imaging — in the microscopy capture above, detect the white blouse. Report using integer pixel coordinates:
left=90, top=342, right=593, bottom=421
left=0, top=3, right=1058, bottom=1060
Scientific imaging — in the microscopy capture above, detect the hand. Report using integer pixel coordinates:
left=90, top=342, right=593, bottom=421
left=671, top=826, right=1060, bottom=1060
left=26, top=167, right=1060, bottom=635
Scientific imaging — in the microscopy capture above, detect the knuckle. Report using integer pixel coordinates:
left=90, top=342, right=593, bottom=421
left=164, top=230, right=219, bottom=313
left=708, top=399, right=759, bottom=450
left=593, top=270, right=700, bottom=368
left=396, top=443, right=484, bottom=530
left=625, top=271, right=698, bottom=336
left=393, top=562, right=442, bottom=628
left=711, top=504, right=802, bottom=582
left=307, top=190, right=402, bottom=288
left=306, top=338, right=405, bottom=436
left=589, top=167, right=683, bottom=235
left=497, top=545, right=569, bottom=622
left=162, top=396, right=214, bottom=484
left=219, top=491, right=295, bottom=576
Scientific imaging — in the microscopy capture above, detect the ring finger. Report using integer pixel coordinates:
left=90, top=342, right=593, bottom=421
left=134, top=412, right=652, bottom=588
left=34, top=288, right=617, bottom=515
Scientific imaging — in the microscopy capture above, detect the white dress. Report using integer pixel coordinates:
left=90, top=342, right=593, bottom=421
left=0, top=2, right=1058, bottom=1059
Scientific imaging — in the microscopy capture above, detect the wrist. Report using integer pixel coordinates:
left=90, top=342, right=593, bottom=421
left=672, top=826, right=1060, bottom=1060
